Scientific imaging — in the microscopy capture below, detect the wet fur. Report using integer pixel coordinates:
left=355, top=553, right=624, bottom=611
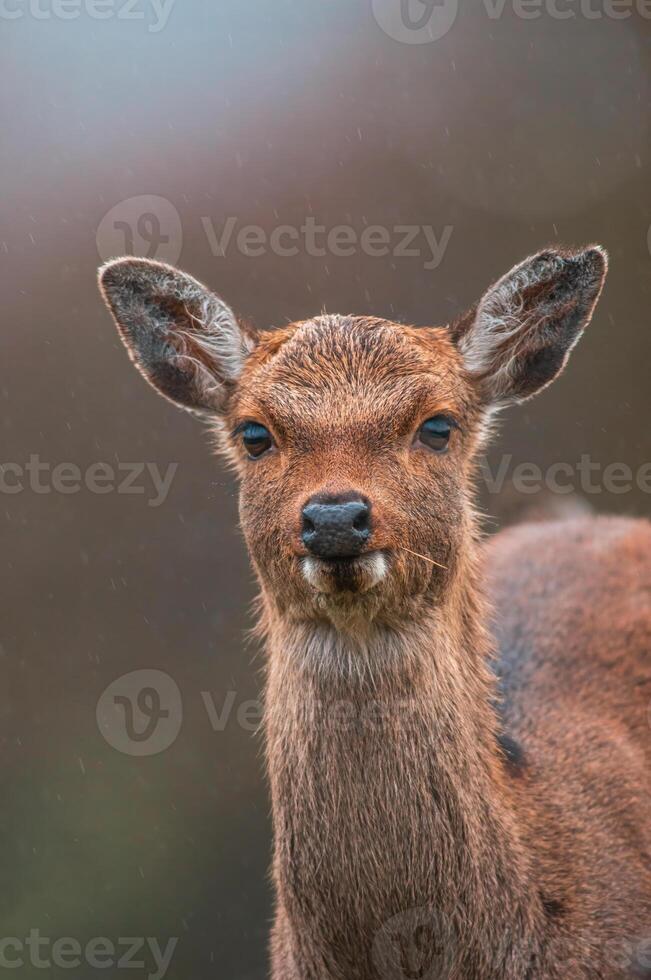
left=98, top=247, right=651, bottom=978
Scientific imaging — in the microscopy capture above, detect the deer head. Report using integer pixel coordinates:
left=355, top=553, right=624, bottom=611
left=99, top=247, right=606, bottom=632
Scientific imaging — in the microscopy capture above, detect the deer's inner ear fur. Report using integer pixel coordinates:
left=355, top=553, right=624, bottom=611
left=450, top=246, right=607, bottom=406
left=98, top=257, right=257, bottom=416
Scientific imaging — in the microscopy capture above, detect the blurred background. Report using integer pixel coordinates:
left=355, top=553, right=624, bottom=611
left=2, top=1, right=650, bottom=976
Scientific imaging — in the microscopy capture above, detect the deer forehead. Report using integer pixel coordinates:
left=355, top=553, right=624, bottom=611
left=233, top=314, right=465, bottom=435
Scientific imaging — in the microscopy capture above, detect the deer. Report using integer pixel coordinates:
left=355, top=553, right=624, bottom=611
left=98, top=245, right=651, bottom=979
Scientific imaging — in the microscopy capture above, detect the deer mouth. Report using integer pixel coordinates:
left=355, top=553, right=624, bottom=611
left=301, top=551, right=388, bottom=594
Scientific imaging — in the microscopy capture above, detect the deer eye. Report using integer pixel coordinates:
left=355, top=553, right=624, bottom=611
left=417, top=415, right=453, bottom=453
left=241, top=422, right=273, bottom=459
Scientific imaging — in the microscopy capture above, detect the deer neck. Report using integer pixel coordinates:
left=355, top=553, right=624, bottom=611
left=263, top=565, right=536, bottom=977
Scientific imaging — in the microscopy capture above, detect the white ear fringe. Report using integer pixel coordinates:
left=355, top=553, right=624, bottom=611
left=458, top=253, right=565, bottom=376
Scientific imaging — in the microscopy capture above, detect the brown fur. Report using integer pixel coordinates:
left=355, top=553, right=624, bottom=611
left=98, top=246, right=651, bottom=978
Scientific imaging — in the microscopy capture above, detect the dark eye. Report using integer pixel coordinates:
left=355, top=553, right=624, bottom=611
left=241, top=422, right=273, bottom=459
left=417, top=415, right=453, bottom=453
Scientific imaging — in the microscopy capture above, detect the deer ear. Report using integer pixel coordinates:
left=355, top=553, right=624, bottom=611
left=450, top=246, right=607, bottom=406
left=98, top=258, right=257, bottom=416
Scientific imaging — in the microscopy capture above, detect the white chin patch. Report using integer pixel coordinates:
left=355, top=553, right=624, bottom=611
left=301, top=551, right=388, bottom=594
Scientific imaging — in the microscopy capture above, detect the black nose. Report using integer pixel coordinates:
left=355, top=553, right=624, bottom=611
left=301, top=494, right=371, bottom=559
